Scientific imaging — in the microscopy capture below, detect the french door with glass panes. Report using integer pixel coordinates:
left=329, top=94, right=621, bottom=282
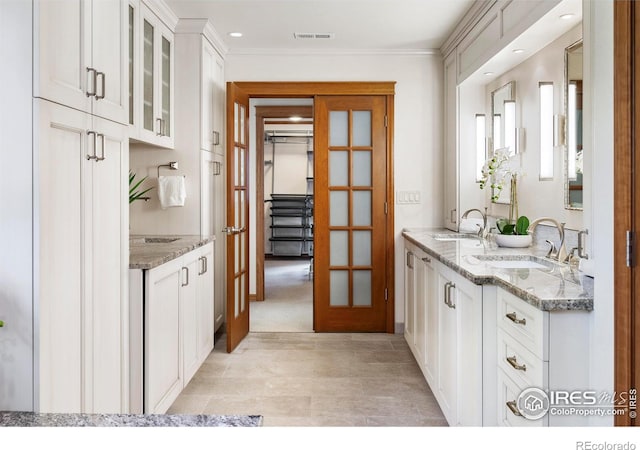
left=314, top=96, right=388, bottom=332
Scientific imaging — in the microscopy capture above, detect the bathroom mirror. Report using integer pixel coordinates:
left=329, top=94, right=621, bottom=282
left=491, top=81, right=516, bottom=204
left=565, top=40, right=583, bottom=210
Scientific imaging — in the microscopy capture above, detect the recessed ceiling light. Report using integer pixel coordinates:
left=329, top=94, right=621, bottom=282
left=289, top=116, right=303, bottom=122
left=228, top=32, right=243, bottom=38
left=560, top=13, right=575, bottom=20
left=484, top=71, right=494, bottom=76
left=513, top=49, right=525, bottom=54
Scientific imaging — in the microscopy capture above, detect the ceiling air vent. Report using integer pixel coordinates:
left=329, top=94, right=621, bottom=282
left=293, top=32, right=335, bottom=40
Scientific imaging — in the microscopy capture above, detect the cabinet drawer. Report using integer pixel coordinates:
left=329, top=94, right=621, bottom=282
left=497, top=329, right=547, bottom=389
left=497, top=288, right=547, bottom=360
left=497, top=369, right=547, bottom=427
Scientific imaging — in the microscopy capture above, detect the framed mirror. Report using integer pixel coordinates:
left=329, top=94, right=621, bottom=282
left=491, top=81, right=516, bottom=204
left=565, top=40, right=583, bottom=210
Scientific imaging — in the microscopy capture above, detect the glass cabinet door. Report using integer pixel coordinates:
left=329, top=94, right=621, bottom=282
left=142, top=17, right=154, bottom=133
left=160, top=35, right=171, bottom=137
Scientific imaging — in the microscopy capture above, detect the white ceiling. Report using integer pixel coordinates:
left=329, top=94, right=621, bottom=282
left=164, top=0, right=476, bottom=53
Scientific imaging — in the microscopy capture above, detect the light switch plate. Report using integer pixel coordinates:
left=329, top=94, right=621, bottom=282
left=396, top=190, right=421, bottom=204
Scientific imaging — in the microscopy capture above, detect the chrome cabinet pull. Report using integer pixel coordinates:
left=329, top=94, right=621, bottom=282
left=506, top=401, right=522, bottom=416
left=450, top=208, right=457, bottom=224
left=182, top=267, right=189, bottom=286
left=446, top=282, right=456, bottom=309
left=86, top=131, right=98, bottom=160
left=203, top=255, right=208, bottom=274
left=213, top=130, right=220, bottom=145
left=96, top=133, right=105, bottom=161
left=506, top=355, right=527, bottom=371
left=197, top=256, right=204, bottom=275
left=422, top=256, right=431, bottom=263
left=96, top=71, right=106, bottom=100
left=406, top=251, right=413, bottom=269
left=156, top=118, right=163, bottom=136
left=86, top=67, right=97, bottom=97
left=506, top=312, right=526, bottom=325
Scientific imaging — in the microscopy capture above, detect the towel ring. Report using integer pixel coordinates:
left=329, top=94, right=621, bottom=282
left=157, top=161, right=184, bottom=178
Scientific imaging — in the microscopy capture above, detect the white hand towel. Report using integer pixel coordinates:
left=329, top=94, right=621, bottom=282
left=459, top=218, right=484, bottom=234
left=158, top=176, right=186, bottom=210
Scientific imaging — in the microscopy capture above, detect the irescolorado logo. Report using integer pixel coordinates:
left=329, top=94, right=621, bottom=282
left=516, top=387, right=550, bottom=420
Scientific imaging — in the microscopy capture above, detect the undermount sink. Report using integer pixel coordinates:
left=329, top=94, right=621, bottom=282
left=130, top=237, right=181, bottom=244
left=431, top=232, right=479, bottom=241
left=470, top=254, right=556, bottom=270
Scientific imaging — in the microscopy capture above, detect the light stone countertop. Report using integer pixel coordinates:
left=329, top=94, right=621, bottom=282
left=402, top=228, right=594, bottom=312
left=0, top=411, right=262, bottom=427
left=129, top=235, right=215, bottom=270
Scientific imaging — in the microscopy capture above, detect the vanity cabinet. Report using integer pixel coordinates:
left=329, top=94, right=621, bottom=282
left=144, top=242, right=214, bottom=414
left=37, top=99, right=128, bottom=413
left=492, top=287, right=590, bottom=426
left=404, top=241, right=483, bottom=426
left=128, top=0, right=175, bottom=148
left=34, top=0, right=128, bottom=125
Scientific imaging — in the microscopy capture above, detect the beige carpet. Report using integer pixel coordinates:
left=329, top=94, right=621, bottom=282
left=250, top=258, right=313, bottom=332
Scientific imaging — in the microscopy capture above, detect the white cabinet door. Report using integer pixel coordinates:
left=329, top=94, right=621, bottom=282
left=89, top=116, right=128, bottom=412
left=35, top=0, right=127, bottom=124
left=404, top=247, right=416, bottom=348
left=136, top=4, right=174, bottom=148
left=37, top=99, right=127, bottom=413
left=181, top=250, right=200, bottom=385
left=436, top=267, right=457, bottom=424
left=443, top=51, right=459, bottom=231
left=197, top=243, right=215, bottom=362
left=201, top=40, right=216, bottom=151
left=144, top=259, right=183, bottom=414
left=91, top=0, right=128, bottom=124
left=212, top=51, right=225, bottom=156
left=36, top=100, right=88, bottom=413
left=416, top=253, right=436, bottom=385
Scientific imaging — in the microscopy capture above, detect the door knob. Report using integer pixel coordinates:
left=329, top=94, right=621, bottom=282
left=222, top=226, right=245, bottom=235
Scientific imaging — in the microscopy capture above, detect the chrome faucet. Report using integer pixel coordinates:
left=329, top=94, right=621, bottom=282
left=527, top=217, right=567, bottom=263
left=461, top=207, right=488, bottom=238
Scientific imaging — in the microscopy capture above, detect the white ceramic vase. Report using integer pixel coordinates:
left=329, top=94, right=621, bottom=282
left=494, top=233, right=532, bottom=248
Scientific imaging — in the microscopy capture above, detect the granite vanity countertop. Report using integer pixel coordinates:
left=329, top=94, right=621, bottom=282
left=0, top=411, right=262, bottom=427
left=129, top=235, right=215, bottom=270
left=402, top=228, right=594, bottom=312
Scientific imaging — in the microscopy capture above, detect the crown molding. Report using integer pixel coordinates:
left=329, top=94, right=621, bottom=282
left=174, top=18, right=229, bottom=57
left=440, top=0, right=496, bottom=58
left=141, top=0, right=179, bottom=30
left=226, top=47, right=441, bottom=57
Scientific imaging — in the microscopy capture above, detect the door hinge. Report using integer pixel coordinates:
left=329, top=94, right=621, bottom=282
left=626, top=230, right=634, bottom=267
left=384, top=288, right=388, bottom=301
left=384, top=202, right=388, bottom=215
left=384, top=115, right=388, bottom=127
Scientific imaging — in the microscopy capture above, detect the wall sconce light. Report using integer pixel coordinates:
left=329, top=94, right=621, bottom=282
left=475, top=114, right=486, bottom=182
left=493, top=114, right=502, bottom=150
left=504, top=100, right=517, bottom=155
left=567, top=82, right=578, bottom=180
left=539, top=82, right=554, bottom=180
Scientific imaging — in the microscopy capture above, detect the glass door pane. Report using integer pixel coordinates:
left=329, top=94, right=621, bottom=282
left=142, top=19, right=154, bottom=132
left=128, top=6, right=134, bottom=125
left=161, top=36, right=171, bottom=137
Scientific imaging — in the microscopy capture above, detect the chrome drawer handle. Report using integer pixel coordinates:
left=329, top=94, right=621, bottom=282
left=506, top=355, right=527, bottom=371
left=506, top=401, right=522, bottom=417
left=506, top=312, right=526, bottom=325
left=422, top=256, right=431, bottom=263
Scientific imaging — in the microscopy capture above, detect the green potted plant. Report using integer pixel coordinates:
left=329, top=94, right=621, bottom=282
left=494, top=215, right=532, bottom=248
left=129, top=171, right=153, bottom=204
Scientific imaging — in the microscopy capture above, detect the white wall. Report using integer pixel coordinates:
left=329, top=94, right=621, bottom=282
left=228, top=52, right=444, bottom=328
left=481, top=25, right=584, bottom=230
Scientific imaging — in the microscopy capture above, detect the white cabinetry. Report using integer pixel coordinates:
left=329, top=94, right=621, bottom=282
left=404, top=240, right=482, bottom=426
left=37, top=99, right=128, bottom=413
left=34, top=0, right=128, bottom=125
left=144, top=243, right=214, bottom=414
left=129, top=0, right=175, bottom=148
left=201, top=38, right=225, bottom=154
left=493, top=287, right=590, bottom=426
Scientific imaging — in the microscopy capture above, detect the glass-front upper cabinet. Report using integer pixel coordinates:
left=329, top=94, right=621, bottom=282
left=129, top=1, right=174, bottom=148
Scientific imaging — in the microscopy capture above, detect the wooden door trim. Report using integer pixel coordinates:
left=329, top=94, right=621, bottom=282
left=255, top=105, right=313, bottom=302
left=234, top=81, right=395, bottom=97
left=614, top=0, right=637, bottom=426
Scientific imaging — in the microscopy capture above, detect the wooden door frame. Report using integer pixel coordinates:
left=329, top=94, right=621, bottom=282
left=614, top=0, right=638, bottom=426
left=254, top=105, right=313, bottom=302
left=237, top=81, right=396, bottom=333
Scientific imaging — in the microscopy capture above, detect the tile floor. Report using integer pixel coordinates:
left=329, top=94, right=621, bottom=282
left=168, top=332, right=448, bottom=426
